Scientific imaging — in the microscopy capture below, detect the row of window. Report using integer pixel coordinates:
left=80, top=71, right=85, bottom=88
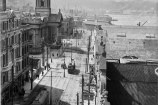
left=1, top=19, right=21, bottom=31
left=2, top=61, right=21, bottom=85
left=1, top=33, right=21, bottom=52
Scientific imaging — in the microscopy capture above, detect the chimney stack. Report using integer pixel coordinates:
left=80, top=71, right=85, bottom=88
left=2, top=0, right=6, bottom=11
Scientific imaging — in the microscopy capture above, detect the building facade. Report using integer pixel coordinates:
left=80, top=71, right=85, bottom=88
left=0, top=9, right=31, bottom=104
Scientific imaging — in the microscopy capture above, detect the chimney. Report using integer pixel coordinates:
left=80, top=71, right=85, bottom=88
left=2, top=0, right=6, bottom=11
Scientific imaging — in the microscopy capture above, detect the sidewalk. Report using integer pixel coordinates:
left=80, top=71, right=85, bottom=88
left=8, top=67, right=49, bottom=105
left=23, top=67, right=47, bottom=99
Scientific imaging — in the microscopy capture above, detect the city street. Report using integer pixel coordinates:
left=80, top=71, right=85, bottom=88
left=36, top=32, right=89, bottom=105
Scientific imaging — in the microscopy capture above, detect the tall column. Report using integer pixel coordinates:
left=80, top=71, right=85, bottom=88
left=36, top=0, right=38, bottom=7
left=48, top=0, right=50, bottom=8
left=45, top=0, right=47, bottom=7
left=2, top=0, right=6, bottom=11
left=38, top=0, right=41, bottom=7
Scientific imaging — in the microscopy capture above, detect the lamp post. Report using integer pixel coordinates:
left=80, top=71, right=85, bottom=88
left=42, top=37, right=45, bottom=66
left=71, top=40, right=72, bottom=63
left=47, top=46, right=48, bottom=71
left=63, top=52, right=66, bottom=77
left=30, top=56, right=33, bottom=90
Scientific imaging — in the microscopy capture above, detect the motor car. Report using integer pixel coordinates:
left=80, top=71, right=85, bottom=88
left=119, top=55, right=144, bottom=64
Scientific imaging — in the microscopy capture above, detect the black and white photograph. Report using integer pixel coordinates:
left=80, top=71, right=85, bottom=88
left=0, top=0, right=158, bottom=105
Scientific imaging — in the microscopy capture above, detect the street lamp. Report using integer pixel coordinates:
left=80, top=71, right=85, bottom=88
left=71, top=40, right=72, bottom=63
left=30, top=56, right=34, bottom=90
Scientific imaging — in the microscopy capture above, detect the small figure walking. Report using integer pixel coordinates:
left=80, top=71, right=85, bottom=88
left=45, top=65, right=46, bottom=70
left=42, top=71, right=44, bottom=76
left=36, top=74, right=39, bottom=79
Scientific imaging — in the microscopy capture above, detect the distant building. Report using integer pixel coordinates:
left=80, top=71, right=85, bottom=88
left=61, top=17, right=74, bottom=36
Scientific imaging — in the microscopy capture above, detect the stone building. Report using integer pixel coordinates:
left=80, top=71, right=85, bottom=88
left=0, top=0, right=70, bottom=104
left=21, top=0, right=63, bottom=67
left=0, top=5, right=31, bottom=105
left=61, top=17, right=74, bottom=36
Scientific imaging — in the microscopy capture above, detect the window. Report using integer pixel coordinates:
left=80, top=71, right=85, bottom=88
left=2, top=72, right=8, bottom=84
left=16, top=62, right=20, bottom=73
left=18, top=34, right=21, bottom=44
left=11, top=35, right=14, bottom=45
left=22, top=47, right=24, bottom=56
left=1, top=40, right=5, bottom=51
left=41, top=0, right=45, bottom=7
left=2, top=54, right=8, bottom=67
left=17, top=19, right=19, bottom=27
left=2, top=21, right=5, bottom=30
left=22, top=33, right=24, bottom=42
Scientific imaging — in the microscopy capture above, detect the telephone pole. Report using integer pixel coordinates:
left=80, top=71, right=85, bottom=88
left=47, top=46, right=48, bottom=70
left=82, top=74, right=84, bottom=105
left=30, top=56, right=33, bottom=90
left=50, top=71, right=52, bottom=105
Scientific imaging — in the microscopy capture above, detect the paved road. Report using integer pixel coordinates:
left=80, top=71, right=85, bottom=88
left=37, top=32, right=89, bottom=105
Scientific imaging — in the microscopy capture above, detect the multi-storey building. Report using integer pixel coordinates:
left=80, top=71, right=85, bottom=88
left=0, top=0, right=71, bottom=104
left=0, top=1, right=31, bottom=104
left=21, top=0, right=63, bottom=66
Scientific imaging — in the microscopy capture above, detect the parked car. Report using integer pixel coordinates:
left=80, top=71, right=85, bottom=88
left=119, top=55, right=144, bottom=64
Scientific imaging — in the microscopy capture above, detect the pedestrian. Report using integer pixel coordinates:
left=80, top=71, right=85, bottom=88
left=37, top=74, right=39, bottom=79
left=45, top=65, right=46, bottom=70
left=48, top=63, right=50, bottom=69
left=42, top=71, right=44, bottom=76
left=36, top=74, right=39, bottom=79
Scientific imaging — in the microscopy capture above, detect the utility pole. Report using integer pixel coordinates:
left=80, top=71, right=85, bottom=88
left=50, top=71, right=52, bottom=105
left=63, top=52, right=65, bottom=77
left=76, top=31, right=77, bottom=51
left=88, top=67, right=91, bottom=105
left=77, top=92, right=79, bottom=105
left=71, top=40, right=72, bottom=63
left=47, top=46, right=48, bottom=70
left=42, top=38, right=45, bottom=66
left=11, top=65, right=14, bottom=105
left=82, top=74, right=84, bottom=105
left=31, top=56, right=33, bottom=90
